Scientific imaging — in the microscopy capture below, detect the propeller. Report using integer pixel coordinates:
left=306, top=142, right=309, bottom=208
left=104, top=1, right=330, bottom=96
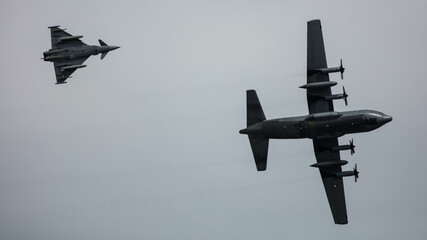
left=349, top=139, right=355, bottom=155
left=343, top=86, right=349, bottom=106
left=353, top=164, right=359, bottom=182
left=340, top=59, right=345, bottom=79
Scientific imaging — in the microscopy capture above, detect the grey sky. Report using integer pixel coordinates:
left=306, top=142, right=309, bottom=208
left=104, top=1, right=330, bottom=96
left=1, top=0, right=426, bottom=239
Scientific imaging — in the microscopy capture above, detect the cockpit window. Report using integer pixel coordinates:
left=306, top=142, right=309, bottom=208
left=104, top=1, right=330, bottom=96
left=362, top=116, right=377, bottom=125
left=369, top=118, right=377, bottom=124
left=367, top=113, right=382, bottom=118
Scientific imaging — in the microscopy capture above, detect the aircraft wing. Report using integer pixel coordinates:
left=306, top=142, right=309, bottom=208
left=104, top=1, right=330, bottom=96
left=306, top=19, right=334, bottom=114
left=307, top=20, right=348, bottom=224
left=53, top=57, right=89, bottom=84
left=312, top=138, right=348, bottom=224
left=49, top=26, right=87, bottom=49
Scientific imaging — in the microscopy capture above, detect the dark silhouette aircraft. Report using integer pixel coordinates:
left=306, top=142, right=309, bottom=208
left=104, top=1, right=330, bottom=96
left=42, top=26, right=119, bottom=84
left=239, top=19, right=392, bottom=224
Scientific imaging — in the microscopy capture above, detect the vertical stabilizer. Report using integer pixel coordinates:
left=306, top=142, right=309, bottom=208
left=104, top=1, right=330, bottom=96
left=247, top=90, right=266, bottom=127
left=99, top=39, right=108, bottom=46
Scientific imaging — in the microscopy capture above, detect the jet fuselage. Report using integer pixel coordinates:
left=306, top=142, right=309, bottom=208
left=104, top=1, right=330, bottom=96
left=239, top=110, right=392, bottom=139
left=43, top=45, right=119, bottom=62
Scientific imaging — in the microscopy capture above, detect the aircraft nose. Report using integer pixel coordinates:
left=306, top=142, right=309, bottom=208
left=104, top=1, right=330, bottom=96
left=379, top=115, right=392, bottom=125
left=109, top=46, right=120, bottom=51
left=384, top=115, right=392, bottom=123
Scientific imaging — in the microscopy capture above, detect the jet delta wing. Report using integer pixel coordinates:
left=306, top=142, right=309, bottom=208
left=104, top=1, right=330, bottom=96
left=53, top=56, right=89, bottom=84
left=43, top=25, right=119, bottom=84
left=49, top=26, right=87, bottom=49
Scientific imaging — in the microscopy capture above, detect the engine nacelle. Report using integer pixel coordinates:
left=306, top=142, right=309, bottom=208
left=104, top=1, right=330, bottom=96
left=331, top=145, right=351, bottom=152
left=334, top=171, right=355, bottom=177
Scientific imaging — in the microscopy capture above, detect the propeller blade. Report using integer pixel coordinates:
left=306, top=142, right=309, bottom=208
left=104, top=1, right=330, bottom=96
left=340, top=59, right=345, bottom=80
left=349, top=139, right=355, bottom=155
left=353, top=163, right=359, bottom=182
left=343, top=87, right=348, bottom=106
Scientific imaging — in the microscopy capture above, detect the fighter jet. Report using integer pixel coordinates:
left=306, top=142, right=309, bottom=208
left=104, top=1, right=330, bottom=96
left=42, top=26, right=119, bottom=84
left=239, top=19, right=392, bottom=224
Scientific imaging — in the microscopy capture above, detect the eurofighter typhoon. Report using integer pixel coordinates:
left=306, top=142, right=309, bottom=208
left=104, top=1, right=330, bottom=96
left=42, top=26, right=119, bottom=84
left=239, top=20, right=392, bottom=224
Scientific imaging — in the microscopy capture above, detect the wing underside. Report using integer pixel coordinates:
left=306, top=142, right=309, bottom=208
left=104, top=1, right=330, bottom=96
left=313, top=138, right=348, bottom=224
left=307, top=20, right=334, bottom=114
left=49, top=26, right=86, bottom=49
left=307, top=20, right=348, bottom=224
left=53, top=57, right=88, bottom=83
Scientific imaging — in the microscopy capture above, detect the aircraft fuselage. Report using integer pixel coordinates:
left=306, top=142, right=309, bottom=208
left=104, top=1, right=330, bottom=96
left=239, top=110, right=392, bottom=139
left=43, top=45, right=119, bottom=62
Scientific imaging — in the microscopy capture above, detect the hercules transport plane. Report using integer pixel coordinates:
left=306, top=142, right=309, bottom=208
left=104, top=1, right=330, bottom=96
left=239, top=19, right=392, bottom=224
left=42, top=26, right=119, bottom=84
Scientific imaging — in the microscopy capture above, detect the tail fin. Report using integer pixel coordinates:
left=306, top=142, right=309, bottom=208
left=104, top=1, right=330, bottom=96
left=99, top=40, right=108, bottom=59
left=247, top=90, right=266, bottom=127
left=101, top=52, right=108, bottom=60
left=246, top=90, right=268, bottom=171
left=249, top=136, right=269, bottom=171
left=99, top=39, right=108, bottom=46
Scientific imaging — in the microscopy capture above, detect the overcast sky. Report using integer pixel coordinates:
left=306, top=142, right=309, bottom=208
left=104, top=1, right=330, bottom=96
left=1, top=0, right=427, bottom=239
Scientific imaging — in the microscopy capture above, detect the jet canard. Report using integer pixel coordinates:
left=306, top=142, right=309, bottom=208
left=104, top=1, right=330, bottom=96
left=239, top=20, right=392, bottom=224
left=42, top=26, right=119, bottom=84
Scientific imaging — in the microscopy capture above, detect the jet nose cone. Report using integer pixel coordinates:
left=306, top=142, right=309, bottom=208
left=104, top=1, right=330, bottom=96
left=110, top=46, right=120, bottom=51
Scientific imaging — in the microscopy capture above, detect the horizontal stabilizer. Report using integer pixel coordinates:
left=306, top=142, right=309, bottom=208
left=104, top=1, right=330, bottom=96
left=101, top=52, right=108, bottom=60
left=248, top=136, right=269, bottom=171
